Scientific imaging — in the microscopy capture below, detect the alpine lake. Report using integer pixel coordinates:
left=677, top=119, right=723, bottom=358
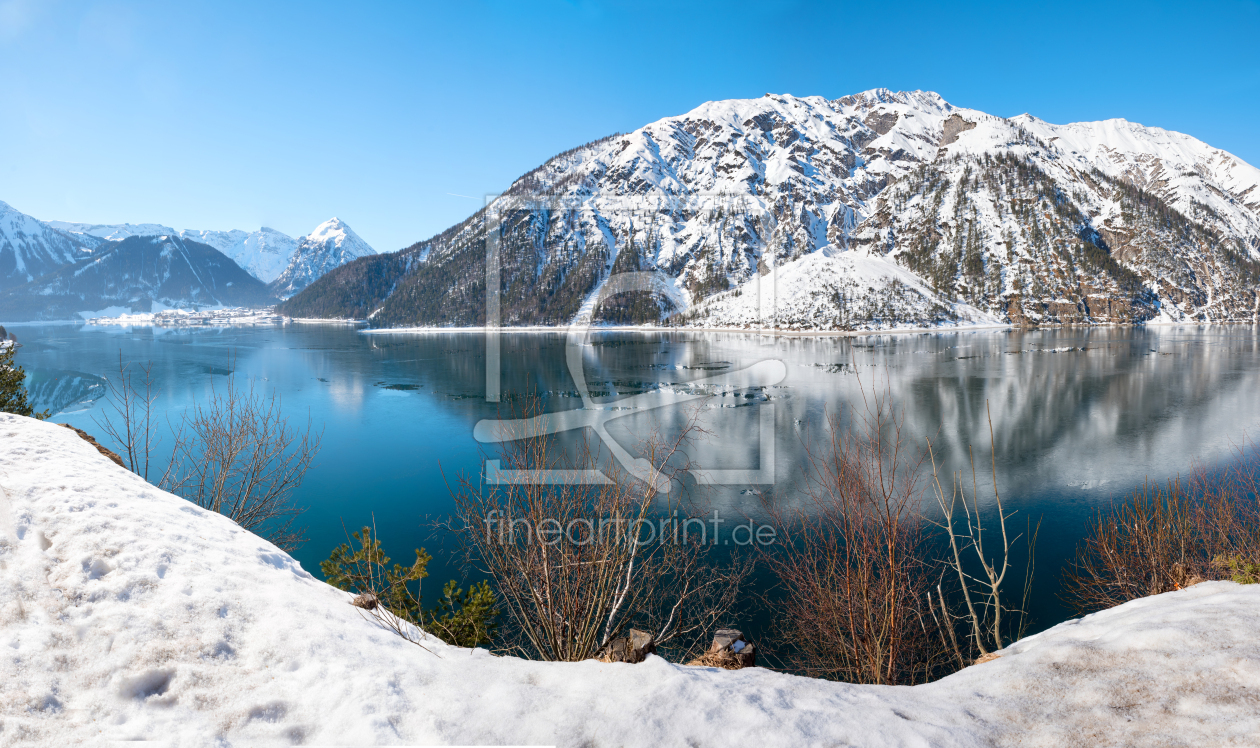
left=15, top=321, right=1260, bottom=640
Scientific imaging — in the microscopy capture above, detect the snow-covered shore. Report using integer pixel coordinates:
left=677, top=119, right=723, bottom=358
left=2, top=414, right=1258, bottom=746
left=358, top=323, right=1013, bottom=337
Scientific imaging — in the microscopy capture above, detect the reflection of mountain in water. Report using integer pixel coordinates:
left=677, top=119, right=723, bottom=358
left=354, top=327, right=1260, bottom=513
left=882, top=327, right=1260, bottom=507
left=26, top=369, right=107, bottom=415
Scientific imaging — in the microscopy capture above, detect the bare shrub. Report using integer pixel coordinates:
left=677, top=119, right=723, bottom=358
left=1061, top=479, right=1197, bottom=612
left=446, top=398, right=750, bottom=662
left=95, top=353, right=164, bottom=481
left=1063, top=440, right=1260, bottom=614
left=761, top=387, right=951, bottom=685
left=1198, top=440, right=1260, bottom=569
left=165, top=371, right=321, bottom=552
left=94, top=355, right=321, bottom=552
left=926, top=403, right=1038, bottom=659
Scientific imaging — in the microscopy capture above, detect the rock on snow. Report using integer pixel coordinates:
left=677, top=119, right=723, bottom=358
left=1, top=414, right=1258, bottom=746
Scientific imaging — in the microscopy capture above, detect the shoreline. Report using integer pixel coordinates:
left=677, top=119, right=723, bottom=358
left=9, top=314, right=1258, bottom=338
left=358, top=322, right=1014, bottom=337
left=351, top=320, right=1259, bottom=338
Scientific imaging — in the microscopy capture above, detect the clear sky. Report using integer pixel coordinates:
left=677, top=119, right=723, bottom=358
left=1, top=0, right=1257, bottom=252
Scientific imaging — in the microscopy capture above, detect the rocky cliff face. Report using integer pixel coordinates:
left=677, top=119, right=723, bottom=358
left=285, top=89, right=1260, bottom=329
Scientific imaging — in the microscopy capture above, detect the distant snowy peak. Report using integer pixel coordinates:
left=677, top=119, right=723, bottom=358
left=183, top=227, right=298, bottom=284
left=269, top=218, right=376, bottom=298
left=9, top=207, right=376, bottom=298
left=0, top=201, right=94, bottom=285
left=305, top=217, right=364, bottom=247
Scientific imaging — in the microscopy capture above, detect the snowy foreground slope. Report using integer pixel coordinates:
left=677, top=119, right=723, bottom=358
left=3, top=415, right=1260, bottom=747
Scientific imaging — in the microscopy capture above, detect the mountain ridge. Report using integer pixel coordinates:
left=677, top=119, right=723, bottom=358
left=46, top=217, right=376, bottom=287
left=1, top=205, right=378, bottom=318
left=0, top=235, right=276, bottom=321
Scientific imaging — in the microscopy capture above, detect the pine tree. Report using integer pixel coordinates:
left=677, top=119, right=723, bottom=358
left=0, top=335, right=49, bottom=419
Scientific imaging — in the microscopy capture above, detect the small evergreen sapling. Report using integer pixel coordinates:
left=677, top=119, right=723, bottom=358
left=427, top=580, right=498, bottom=649
left=322, top=525, right=431, bottom=621
left=1214, top=555, right=1260, bottom=585
left=321, top=526, right=499, bottom=648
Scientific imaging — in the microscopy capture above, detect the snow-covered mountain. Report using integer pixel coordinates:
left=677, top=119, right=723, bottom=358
left=1, top=205, right=376, bottom=318
left=0, top=235, right=276, bottom=321
left=0, top=201, right=94, bottom=285
left=282, top=89, right=1260, bottom=329
left=269, top=218, right=377, bottom=298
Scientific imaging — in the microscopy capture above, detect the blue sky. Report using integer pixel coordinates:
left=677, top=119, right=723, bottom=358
left=1, top=0, right=1257, bottom=252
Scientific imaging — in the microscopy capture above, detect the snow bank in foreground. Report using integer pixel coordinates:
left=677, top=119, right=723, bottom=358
left=2, top=414, right=1258, bottom=746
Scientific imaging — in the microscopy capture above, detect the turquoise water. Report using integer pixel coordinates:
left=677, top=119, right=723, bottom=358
left=14, top=322, right=1260, bottom=635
